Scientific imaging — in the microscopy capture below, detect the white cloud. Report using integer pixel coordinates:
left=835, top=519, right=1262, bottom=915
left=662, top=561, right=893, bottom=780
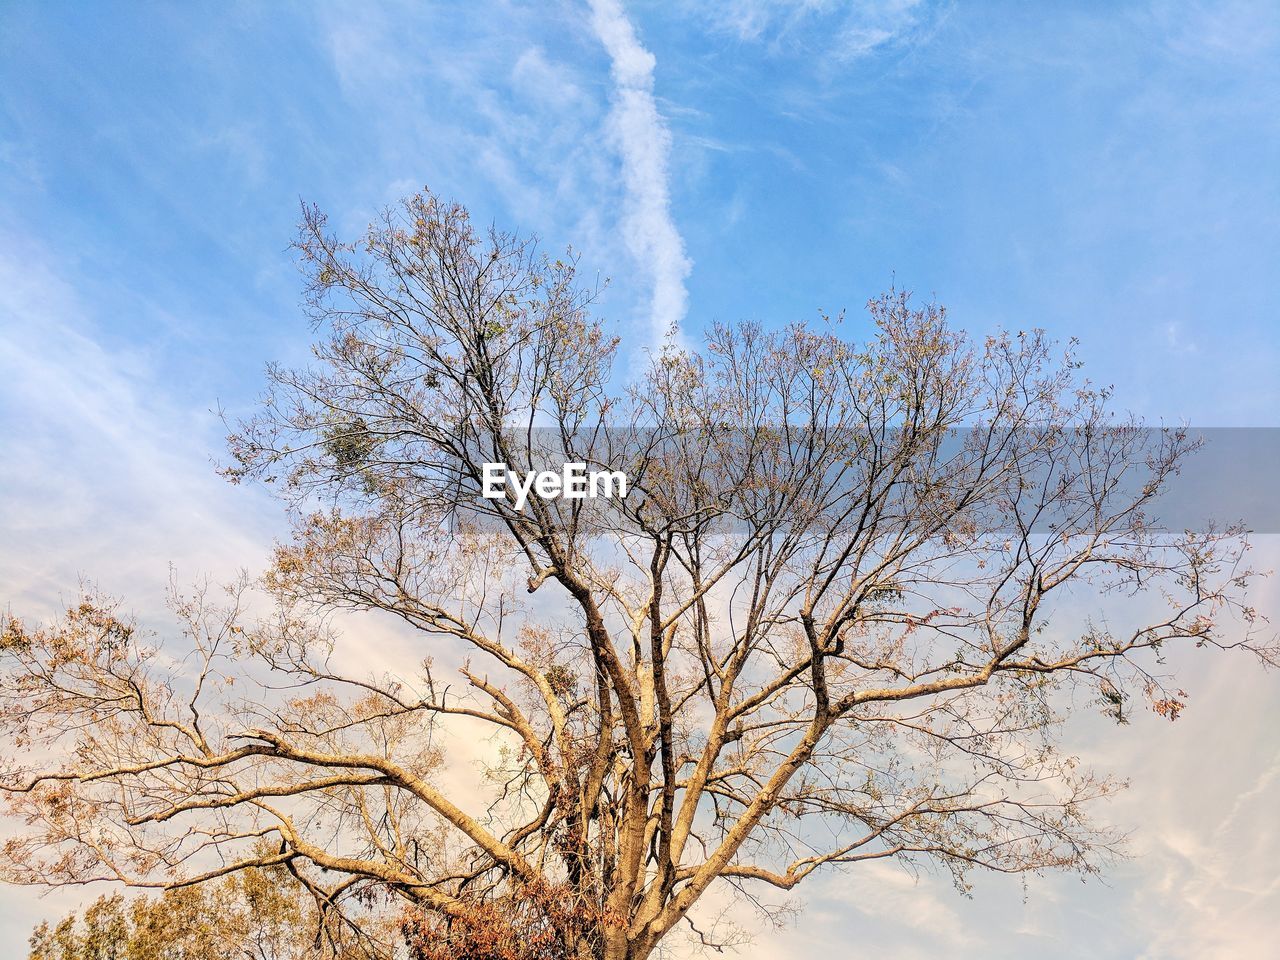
left=0, top=237, right=276, bottom=615
left=1150, top=0, right=1280, bottom=61
left=700, top=0, right=929, bottom=60
left=587, top=0, right=692, bottom=345
left=511, top=46, right=589, bottom=110
left=1072, top=552, right=1280, bottom=960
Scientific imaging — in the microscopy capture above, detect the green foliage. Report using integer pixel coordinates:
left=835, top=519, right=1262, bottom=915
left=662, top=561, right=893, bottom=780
left=27, top=867, right=374, bottom=960
left=321, top=415, right=378, bottom=472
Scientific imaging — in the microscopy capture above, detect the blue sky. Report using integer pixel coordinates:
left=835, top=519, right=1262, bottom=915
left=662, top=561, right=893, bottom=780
left=2, top=1, right=1280, bottom=956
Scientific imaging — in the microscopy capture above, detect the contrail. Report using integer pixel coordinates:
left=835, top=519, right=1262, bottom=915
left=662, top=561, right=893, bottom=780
left=587, top=0, right=691, bottom=347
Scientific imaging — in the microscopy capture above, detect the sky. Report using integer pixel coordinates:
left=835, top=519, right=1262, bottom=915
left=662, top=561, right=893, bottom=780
left=1, top=0, right=1279, bottom=956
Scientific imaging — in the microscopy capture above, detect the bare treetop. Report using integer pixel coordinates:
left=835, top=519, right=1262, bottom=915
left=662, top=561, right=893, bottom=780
left=3, top=189, right=1272, bottom=960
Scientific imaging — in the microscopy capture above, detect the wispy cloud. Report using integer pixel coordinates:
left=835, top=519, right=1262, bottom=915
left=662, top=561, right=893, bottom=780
left=316, top=4, right=681, bottom=350
left=587, top=0, right=692, bottom=345
left=701, top=0, right=931, bottom=60
left=1149, top=0, right=1280, bottom=61
left=0, top=238, right=274, bottom=615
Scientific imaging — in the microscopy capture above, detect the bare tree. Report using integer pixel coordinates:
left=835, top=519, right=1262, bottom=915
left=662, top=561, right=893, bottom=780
left=2, top=190, right=1272, bottom=960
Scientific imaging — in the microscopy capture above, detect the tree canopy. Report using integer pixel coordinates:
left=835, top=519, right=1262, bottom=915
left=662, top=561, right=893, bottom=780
left=3, top=189, right=1272, bottom=960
